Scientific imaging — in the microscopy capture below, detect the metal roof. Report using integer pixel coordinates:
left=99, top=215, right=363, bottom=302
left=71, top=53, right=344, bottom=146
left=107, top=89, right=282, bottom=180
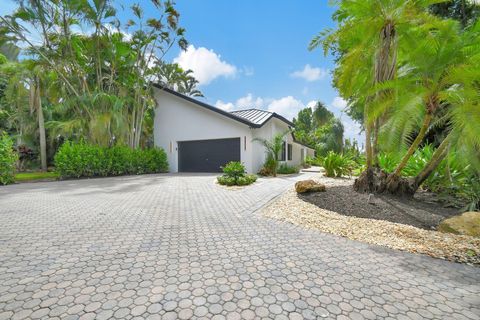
left=153, top=85, right=295, bottom=128
left=230, top=109, right=273, bottom=126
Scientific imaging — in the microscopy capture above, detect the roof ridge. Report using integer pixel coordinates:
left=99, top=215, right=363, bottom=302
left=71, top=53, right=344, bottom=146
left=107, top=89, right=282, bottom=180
left=230, top=108, right=272, bottom=113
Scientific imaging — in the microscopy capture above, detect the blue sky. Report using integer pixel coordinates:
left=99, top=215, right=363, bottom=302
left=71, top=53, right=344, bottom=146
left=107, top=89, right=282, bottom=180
left=1, top=0, right=363, bottom=142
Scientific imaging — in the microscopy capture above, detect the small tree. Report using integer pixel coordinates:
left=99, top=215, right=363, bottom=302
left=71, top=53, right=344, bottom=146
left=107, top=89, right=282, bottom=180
left=254, top=132, right=288, bottom=177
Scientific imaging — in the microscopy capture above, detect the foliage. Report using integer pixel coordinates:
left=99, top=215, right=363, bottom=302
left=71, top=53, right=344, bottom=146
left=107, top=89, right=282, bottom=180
left=0, top=0, right=199, bottom=170
left=54, top=141, right=168, bottom=179
left=221, top=161, right=246, bottom=180
left=293, top=103, right=344, bottom=153
left=217, top=161, right=257, bottom=186
left=15, top=171, right=59, bottom=182
left=312, top=0, right=480, bottom=196
left=430, top=0, right=480, bottom=28
left=254, top=132, right=288, bottom=177
left=321, top=151, right=354, bottom=178
left=277, top=164, right=299, bottom=174
left=0, top=132, right=18, bottom=185
left=305, top=156, right=322, bottom=167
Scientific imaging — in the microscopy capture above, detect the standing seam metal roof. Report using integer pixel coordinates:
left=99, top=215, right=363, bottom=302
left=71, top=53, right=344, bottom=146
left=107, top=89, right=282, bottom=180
left=229, top=109, right=273, bottom=126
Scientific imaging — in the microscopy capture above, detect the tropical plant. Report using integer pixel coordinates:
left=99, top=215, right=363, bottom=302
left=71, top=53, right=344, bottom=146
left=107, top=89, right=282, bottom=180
left=311, top=0, right=444, bottom=191
left=321, top=151, right=354, bottom=178
left=313, top=0, right=480, bottom=198
left=0, top=0, right=197, bottom=156
left=293, top=103, right=344, bottom=154
left=217, top=161, right=257, bottom=186
left=0, top=132, right=18, bottom=185
left=277, top=163, right=299, bottom=174
left=254, top=132, right=288, bottom=177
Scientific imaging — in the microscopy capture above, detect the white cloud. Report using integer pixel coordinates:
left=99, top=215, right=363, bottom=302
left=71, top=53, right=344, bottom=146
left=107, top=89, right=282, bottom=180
left=174, top=45, right=237, bottom=86
left=306, top=100, right=317, bottom=110
left=267, top=96, right=305, bottom=121
left=290, top=64, right=328, bottom=82
left=331, top=96, right=347, bottom=110
left=341, top=117, right=364, bottom=146
left=236, top=93, right=264, bottom=109
left=215, top=100, right=235, bottom=111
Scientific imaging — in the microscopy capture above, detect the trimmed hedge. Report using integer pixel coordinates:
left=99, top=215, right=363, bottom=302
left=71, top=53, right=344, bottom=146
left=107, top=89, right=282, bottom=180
left=0, top=133, right=18, bottom=185
left=54, top=141, right=168, bottom=178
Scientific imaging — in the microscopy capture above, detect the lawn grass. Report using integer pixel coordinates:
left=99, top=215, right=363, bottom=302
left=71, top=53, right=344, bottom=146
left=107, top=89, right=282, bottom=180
left=15, top=171, right=59, bottom=182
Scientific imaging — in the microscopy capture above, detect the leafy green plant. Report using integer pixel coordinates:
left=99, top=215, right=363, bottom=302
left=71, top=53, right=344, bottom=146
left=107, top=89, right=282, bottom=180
left=377, top=153, right=398, bottom=173
left=54, top=141, right=168, bottom=178
left=321, top=151, right=354, bottom=178
left=221, top=161, right=246, bottom=180
left=217, top=161, right=257, bottom=186
left=277, top=164, right=299, bottom=174
left=254, top=132, right=288, bottom=177
left=0, top=133, right=18, bottom=185
left=258, top=155, right=277, bottom=176
left=306, top=156, right=322, bottom=166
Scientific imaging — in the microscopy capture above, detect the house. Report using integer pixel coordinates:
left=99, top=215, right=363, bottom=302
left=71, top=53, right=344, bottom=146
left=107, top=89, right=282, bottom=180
left=153, top=86, right=315, bottom=173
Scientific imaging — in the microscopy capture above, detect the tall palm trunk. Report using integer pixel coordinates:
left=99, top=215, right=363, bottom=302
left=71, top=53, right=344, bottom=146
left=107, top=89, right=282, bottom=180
left=371, top=21, right=397, bottom=164
left=414, top=134, right=450, bottom=188
left=30, top=77, right=47, bottom=171
left=391, top=113, right=432, bottom=178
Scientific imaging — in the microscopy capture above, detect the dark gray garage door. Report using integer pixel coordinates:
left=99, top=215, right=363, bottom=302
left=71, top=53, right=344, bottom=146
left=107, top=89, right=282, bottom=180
left=178, top=138, right=241, bottom=172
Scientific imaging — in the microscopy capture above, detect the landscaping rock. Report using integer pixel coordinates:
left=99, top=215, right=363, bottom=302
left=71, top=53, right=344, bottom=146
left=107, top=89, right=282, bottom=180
left=295, top=180, right=326, bottom=193
left=438, top=211, right=480, bottom=237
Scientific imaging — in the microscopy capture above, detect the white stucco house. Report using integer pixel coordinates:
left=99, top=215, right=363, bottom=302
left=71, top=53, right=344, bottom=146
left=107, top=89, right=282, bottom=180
left=153, top=85, right=315, bottom=173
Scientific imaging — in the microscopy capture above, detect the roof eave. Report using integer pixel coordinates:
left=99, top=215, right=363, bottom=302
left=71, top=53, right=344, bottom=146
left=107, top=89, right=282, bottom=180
left=153, top=84, right=261, bottom=128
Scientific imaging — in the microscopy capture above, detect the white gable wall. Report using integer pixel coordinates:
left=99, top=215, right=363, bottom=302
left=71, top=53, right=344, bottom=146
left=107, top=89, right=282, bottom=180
left=251, top=118, right=310, bottom=173
left=154, top=89, right=253, bottom=172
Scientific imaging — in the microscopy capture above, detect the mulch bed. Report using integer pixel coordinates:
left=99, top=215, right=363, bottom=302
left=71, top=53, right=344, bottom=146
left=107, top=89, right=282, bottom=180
left=261, top=175, right=480, bottom=265
left=299, top=183, right=459, bottom=230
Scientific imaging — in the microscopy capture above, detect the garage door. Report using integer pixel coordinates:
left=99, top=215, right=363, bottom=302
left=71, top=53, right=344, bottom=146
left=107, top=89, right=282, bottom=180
left=178, top=138, right=241, bottom=172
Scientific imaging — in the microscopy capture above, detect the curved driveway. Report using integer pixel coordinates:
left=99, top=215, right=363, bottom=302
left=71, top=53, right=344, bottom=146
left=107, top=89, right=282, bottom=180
left=0, top=173, right=479, bottom=320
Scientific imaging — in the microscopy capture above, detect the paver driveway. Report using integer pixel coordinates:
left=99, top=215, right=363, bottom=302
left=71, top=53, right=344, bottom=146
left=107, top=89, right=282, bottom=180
left=0, top=173, right=479, bottom=320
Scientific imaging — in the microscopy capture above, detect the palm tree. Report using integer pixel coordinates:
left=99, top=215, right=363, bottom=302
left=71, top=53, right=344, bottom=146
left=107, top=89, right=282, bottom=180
left=311, top=0, right=440, bottom=192
left=253, top=132, right=288, bottom=177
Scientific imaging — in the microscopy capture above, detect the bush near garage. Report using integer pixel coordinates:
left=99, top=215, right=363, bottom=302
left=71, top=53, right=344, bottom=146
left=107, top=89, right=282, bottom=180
left=0, top=132, right=18, bottom=185
left=54, top=141, right=168, bottom=178
left=218, top=161, right=257, bottom=186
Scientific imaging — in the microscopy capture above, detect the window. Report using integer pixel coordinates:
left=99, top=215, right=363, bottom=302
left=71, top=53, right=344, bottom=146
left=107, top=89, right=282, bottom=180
left=287, top=144, right=292, bottom=160
left=280, top=141, right=286, bottom=161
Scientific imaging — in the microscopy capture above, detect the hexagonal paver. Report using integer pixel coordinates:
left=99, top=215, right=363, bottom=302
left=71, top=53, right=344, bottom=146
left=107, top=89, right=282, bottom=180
left=0, top=173, right=478, bottom=320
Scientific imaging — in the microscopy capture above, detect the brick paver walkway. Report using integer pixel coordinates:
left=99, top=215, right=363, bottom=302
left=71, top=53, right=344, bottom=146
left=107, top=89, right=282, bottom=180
left=0, top=173, right=479, bottom=320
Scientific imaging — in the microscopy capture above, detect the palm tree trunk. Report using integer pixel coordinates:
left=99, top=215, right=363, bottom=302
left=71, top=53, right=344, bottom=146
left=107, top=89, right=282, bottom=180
left=372, top=118, right=380, bottom=167
left=391, top=112, right=432, bottom=178
left=35, top=77, right=47, bottom=172
left=413, top=134, right=450, bottom=189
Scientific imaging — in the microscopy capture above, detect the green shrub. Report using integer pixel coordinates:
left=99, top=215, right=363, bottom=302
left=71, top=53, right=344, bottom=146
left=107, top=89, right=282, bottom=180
left=0, top=133, right=18, bottom=185
left=377, top=152, right=398, bottom=173
left=277, top=163, right=299, bottom=174
left=217, top=175, right=236, bottom=186
left=54, top=141, right=168, bottom=178
left=306, top=156, right=322, bottom=167
left=258, top=155, right=277, bottom=176
left=218, top=161, right=257, bottom=186
left=321, top=151, right=354, bottom=177
left=221, top=161, right=246, bottom=180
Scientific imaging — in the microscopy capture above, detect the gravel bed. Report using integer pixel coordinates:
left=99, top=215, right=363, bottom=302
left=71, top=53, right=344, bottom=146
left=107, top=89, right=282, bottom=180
left=261, top=176, right=480, bottom=265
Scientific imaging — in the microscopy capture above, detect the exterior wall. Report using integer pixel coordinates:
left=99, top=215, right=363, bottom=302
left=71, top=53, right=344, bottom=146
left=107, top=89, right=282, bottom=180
left=251, top=118, right=313, bottom=173
left=153, top=88, right=315, bottom=174
left=153, top=88, right=253, bottom=173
